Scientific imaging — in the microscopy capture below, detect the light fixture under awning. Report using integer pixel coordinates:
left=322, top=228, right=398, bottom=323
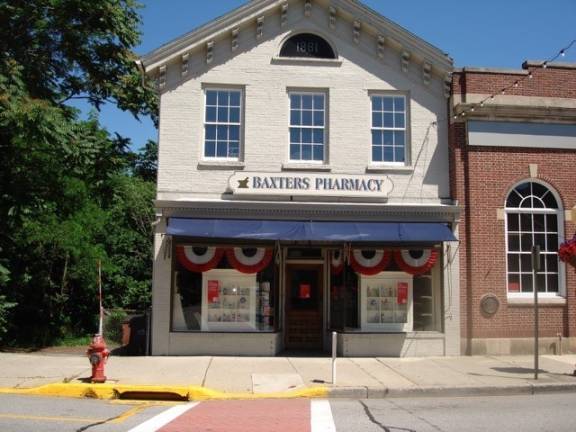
left=166, top=219, right=457, bottom=243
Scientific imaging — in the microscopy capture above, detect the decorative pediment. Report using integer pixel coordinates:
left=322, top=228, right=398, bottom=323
left=142, top=0, right=452, bottom=89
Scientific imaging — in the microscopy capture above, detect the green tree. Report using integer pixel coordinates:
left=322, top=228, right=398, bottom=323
left=0, top=0, right=157, bottom=346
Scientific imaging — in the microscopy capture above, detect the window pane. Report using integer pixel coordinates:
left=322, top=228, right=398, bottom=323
left=520, top=197, right=533, bottom=208
left=521, top=233, right=533, bottom=252
left=547, top=255, right=558, bottom=272
left=508, top=234, right=520, bottom=251
left=206, top=107, right=217, bottom=122
left=394, top=97, right=405, bottom=111
left=229, top=125, right=240, bottom=141
left=291, top=110, right=301, bottom=126
left=217, top=91, right=229, bottom=105
left=313, top=145, right=323, bottom=161
left=507, top=254, right=519, bottom=272
left=313, top=111, right=324, bottom=127
left=229, top=107, right=240, bottom=123
left=532, top=197, right=545, bottom=208
left=507, top=214, right=519, bottom=231
left=394, top=146, right=405, bottom=162
left=533, top=214, right=545, bottom=232
left=515, top=183, right=531, bottom=198
left=217, top=107, right=228, bottom=122
left=547, top=274, right=559, bottom=292
left=302, top=144, right=312, bottom=160
left=372, top=112, right=382, bottom=127
left=216, top=141, right=228, bottom=157
left=506, top=191, right=522, bottom=208
left=536, top=274, right=546, bottom=292
left=229, top=142, right=239, bottom=157
left=384, top=113, right=394, bottom=128
left=313, top=95, right=324, bottom=109
left=546, top=234, right=558, bottom=251
left=313, top=129, right=323, bottom=144
left=532, top=183, right=547, bottom=198
left=508, top=274, right=520, bottom=292
left=302, top=110, right=313, bottom=126
left=205, top=125, right=216, bottom=140
left=383, top=97, right=394, bottom=111
left=290, top=128, right=300, bottom=144
left=372, top=97, right=382, bottom=111
left=205, top=141, right=216, bottom=157
left=229, top=91, right=241, bottom=107
left=542, top=191, right=558, bottom=209
left=520, top=214, right=532, bottom=231
left=206, top=90, right=217, bottom=106
left=520, top=254, right=532, bottom=273
left=302, top=128, right=312, bottom=143
left=395, top=113, right=405, bottom=128
left=383, top=146, right=394, bottom=161
left=394, top=131, right=405, bottom=147
left=290, top=94, right=301, bottom=109
left=217, top=125, right=227, bottom=140
left=534, top=234, right=546, bottom=250
left=290, top=144, right=300, bottom=160
left=521, top=274, right=533, bottom=293
left=372, top=146, right=383, bottom=162
left=546, top=215, right=558, bottom=232
left=383, top=131, right=394, bottom=146
left=302, top=95, right=313, bottom=109
left=372, top=130, right=382, bottom=145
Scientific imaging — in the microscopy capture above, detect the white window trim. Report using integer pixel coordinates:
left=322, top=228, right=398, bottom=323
left=504, top=180, right=565, bottom=299
left=369, top=92, right=410, bottom=166
left=288, top=90, right=328, bottom=164
left=202, top=87, right=244, bottom=162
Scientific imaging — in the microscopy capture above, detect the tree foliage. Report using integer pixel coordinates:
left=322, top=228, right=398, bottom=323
left=0, top=0, right=158, bottom=346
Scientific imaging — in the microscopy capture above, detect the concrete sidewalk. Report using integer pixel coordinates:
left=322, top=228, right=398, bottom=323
left=1, top=352, right=576, bottom=400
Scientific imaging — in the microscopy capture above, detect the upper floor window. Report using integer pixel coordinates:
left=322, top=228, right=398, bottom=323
left=371, top=95, right=406, bottom=164
left=204, top=89, right=242, bottom=159
left=505, top=181, right=564, bottom=296
left=280, top=33, right=336, bottom=59
left=289, top=92, right=325, bottom=162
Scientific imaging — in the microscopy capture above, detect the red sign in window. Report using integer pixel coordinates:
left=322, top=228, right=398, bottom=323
left=299, top=284, right=311, bottom=299
left=397, top=282, right=408, bottom=305
left=508, top=282, right=520, bottom=292
left=208, top=280, right=220, bottom=303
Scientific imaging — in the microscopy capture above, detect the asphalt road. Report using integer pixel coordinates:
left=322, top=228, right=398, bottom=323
left=1, top=393, right=576, bottom=431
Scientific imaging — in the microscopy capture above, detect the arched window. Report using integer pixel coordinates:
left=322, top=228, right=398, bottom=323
left=505, top=181, right=564, bottom=296
left=279, top=33, right=336, bottom=59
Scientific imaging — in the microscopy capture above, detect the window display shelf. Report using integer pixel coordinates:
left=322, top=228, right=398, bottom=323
left=361, top=272, right=413, bottom=332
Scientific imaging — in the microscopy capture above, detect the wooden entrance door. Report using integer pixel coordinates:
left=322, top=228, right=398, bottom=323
left=285, top=264, right=323, bottom=350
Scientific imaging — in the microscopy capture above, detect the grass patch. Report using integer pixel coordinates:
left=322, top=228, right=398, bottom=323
left=53, top=335, right=92, bottom=346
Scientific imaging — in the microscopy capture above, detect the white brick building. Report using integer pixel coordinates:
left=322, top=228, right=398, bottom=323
left=141, top=0, right=460, bottom=356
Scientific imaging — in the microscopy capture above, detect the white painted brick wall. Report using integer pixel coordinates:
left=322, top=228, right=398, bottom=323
left=156, top=11, right=449, bottom=204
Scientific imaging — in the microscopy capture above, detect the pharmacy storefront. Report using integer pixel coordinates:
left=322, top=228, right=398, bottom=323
left=152, top=172, right=460, bottom=357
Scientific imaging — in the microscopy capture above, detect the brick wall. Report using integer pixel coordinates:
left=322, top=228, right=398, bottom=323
left=450, top=65, right=576, bottom=351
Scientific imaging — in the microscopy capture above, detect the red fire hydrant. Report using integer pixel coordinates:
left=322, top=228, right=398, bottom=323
left=86, top=334, right=110, bottom=383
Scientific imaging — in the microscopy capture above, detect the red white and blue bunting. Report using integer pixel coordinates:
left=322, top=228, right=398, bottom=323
left=350, top=249, right=391, bottom=276
left=176, top=246, right=224, bottom=273
left=394, top=249, right=438, bottom=275
left=330, top=250, right=345, bottom=275
left=226, top=247, right=273, bottom=274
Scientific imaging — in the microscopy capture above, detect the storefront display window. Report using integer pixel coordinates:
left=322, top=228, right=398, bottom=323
left=329, top=248, right=442, bottom=333
left=172, top=244, right=277, bottom=332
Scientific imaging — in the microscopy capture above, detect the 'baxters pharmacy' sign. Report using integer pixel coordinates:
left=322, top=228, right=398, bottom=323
left=228, top=172, right=393, bottom=199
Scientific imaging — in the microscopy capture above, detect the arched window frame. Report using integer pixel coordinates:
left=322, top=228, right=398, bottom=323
left=504, top=180, right=565, bottom=298
left=276, top=31, right=339, bottom=62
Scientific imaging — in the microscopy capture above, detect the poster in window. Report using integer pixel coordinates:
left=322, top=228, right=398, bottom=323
left=508, top=282, right=520, bottom=292
left=208, top=280, right=220, bottom=303
left=397, top=282, right=408, bottom=305
left=299, top=284, right=311, bottom=299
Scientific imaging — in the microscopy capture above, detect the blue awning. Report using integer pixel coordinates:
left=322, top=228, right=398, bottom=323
left=167, top=218, right=456, bottom=243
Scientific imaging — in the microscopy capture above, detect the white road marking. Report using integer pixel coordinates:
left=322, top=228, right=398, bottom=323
left=127, top=402, right=199, bottom=432
left=311, top=399, right=336, bottom=432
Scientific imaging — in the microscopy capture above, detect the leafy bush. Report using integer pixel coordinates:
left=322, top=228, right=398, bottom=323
left=0, top=295, right=16, bottom=343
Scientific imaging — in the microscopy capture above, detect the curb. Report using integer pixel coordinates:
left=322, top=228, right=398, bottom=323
left=1, top=382, right=575, bottom=401
left=0, top=383, right=329, bottom=401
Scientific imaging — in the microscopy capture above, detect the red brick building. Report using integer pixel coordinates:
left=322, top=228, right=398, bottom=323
left=450, top=62, right=576, bottom=355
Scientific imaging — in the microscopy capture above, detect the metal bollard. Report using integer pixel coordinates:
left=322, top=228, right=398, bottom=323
left=332, top=331, right=337, bottom=384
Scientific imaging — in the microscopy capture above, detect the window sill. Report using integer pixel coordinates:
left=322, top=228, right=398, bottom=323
left=366, top=164, right=413, bottom=173
left=197, top=160, right=245, bottom=170
left=271, top=57, right=342, bottom=67
left=507, top=297, right=566, bottom=307
left=282, top=163, right=332, bottom=172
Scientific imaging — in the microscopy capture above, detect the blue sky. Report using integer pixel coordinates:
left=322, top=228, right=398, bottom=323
left=78, top=0, right=576, bottom=150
